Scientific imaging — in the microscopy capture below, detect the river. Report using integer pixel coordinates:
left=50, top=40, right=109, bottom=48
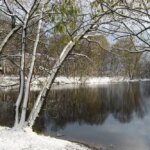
left=0, top=81, right=150, bottom=150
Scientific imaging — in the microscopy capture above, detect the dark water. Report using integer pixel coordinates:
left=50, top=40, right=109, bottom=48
left=1, top=82, right=150, bottom=150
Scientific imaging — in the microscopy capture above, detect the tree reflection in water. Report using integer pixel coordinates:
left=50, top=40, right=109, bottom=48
left=0, top=82, right=150, bottom=133
left=35, top=82, right=149, bottom=132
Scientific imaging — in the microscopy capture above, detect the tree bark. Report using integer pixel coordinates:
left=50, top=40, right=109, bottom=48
left=19, top=5, right=44, bottom=126
left=14, top=0, right=45, bottom=128
left=14, top=14, right=29, bottom=127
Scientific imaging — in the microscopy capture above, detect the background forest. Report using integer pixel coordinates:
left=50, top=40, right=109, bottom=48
left=1, top=15, right=150, bottom=79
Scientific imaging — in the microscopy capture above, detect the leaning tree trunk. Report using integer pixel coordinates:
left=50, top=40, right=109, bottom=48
left=27, top=29, right=92, bottom=127
left=27, top=41, right=77, bottom=127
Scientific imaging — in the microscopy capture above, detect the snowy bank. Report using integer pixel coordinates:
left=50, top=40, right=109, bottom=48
left=0, top=76, right=150, bottom=91
left=0, top=126, right=91, bottom=150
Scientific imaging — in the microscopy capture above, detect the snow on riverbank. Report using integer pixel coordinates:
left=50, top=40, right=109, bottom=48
left=0, top=126, right=91, bottom=150
left=0, top=76, right=150, bottom=91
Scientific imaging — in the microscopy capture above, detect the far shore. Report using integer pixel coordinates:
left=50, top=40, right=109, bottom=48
left=0, top=75, right=150, bottom=91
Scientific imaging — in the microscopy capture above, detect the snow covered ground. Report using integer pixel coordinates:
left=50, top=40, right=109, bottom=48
left=0, top=75, right=150, bottom=91
left=0, top=126, right=92, bottom=150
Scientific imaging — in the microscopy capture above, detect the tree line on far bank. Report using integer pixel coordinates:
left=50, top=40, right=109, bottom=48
left=0, top=26, right=149, bottom=79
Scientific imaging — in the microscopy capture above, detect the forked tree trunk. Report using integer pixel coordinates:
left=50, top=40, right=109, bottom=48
left=13, top=0, right=44, bottom=128
left=13, top=0, right=47, bottom=129
left=19, top=5, right=44, bottom=127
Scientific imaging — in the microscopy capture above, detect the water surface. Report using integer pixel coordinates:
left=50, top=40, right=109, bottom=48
left=0, top=81, right=150, bottom=150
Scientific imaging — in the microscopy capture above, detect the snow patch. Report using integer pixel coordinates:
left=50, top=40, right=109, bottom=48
left=0, top=126, right=91, bottom=150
